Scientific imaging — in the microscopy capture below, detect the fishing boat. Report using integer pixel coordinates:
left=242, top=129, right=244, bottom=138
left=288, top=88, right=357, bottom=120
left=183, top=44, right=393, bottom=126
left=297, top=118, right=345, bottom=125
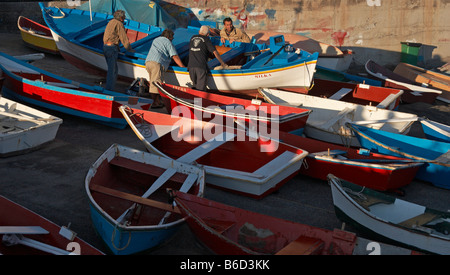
left=275, top=130, right=422, bottom=192
left=0, top=97, right=62, bottom=157
left=0, top=51, right=152, bottom=129
left=39, top=4, right=319, bottom=97
left=0, top=194, right=104, bottom=255
left=85, top=143, right=205, bottom=255
left=328, top=174, right=450, bottom=255
left=156, top=82, right=311, bottom=135
left=307, top=78, right=403, bottom=109
left=347, top=123, right=450, bottom=189
left=259, top=87, right=417, bottom=147
left=119, top=106, right=308, bottom=199
left=365, top=60, right=442, bottom=104
left=394, top=62, right=450, bottom=103
left=420, top=118, right=450, bottom=143
left=246, top=30, right=353, bottom=72
left=17, top=16, right=59, bottom=55
left=313, top=65, right=383, bottom=86
left=170, top=189, right=421, bottom=255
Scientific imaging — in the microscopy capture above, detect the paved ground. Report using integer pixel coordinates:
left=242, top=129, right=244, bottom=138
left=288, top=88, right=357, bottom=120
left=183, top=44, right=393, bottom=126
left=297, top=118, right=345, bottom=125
left=0, top=33, right=449, bottom=255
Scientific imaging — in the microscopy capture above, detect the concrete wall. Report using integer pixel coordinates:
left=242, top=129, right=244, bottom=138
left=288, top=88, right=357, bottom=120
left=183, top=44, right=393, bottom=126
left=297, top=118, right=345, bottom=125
left=2, top=0, right=449, bottom=70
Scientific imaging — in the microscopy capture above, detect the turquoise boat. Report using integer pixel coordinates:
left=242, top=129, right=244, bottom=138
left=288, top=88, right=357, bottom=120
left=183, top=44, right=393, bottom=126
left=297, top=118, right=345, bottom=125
left=85, top=144, right=205, bottom=255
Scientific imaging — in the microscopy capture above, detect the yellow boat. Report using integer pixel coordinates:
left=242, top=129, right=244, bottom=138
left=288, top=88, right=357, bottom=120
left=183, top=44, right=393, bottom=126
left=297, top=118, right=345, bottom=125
left=17, top=16, right=59, bottom=55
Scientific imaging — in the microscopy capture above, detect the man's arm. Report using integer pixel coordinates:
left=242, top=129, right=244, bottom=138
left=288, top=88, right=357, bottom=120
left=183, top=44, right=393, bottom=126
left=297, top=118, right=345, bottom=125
left=117, top=24, right=134, bottom=52
left=213, top=51, right=228, bottom=68
left=172, top=55, right=185, bottom=67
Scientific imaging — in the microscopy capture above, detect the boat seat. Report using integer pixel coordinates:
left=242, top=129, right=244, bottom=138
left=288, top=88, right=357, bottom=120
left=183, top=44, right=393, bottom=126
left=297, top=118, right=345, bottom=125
left=177, top=132, right=236, bottom=163
left=376, top=93, right=399, bottom=109
left=253, top=151, right=299, bottom=177
left=89, top=184, right=181, bottom=214
left=353, top=195, right=392, bottom=211
left=0, top=226, right=49, bottom=235
left=328, top=88, right=352, bottom=100
left=75, top=19, right=109, bottom=43
left=218, top=103, right=245, bottom=111
left=398, top=212, right=438, bottom=228
left=109, top=156, right=191, bottom=184
left=316, top=107, right=355, bottom=130
left=276, top=236, right=325, bottom=255
left=309, top=149, right=348, bottom=158
left=204, top=219, right=235, bottom=234
left=208, top=45, right=247, bottom=70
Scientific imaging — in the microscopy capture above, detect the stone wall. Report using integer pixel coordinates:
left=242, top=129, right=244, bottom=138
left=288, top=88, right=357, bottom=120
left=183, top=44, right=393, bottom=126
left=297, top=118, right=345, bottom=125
left=1, top=0, right=449, bottom=69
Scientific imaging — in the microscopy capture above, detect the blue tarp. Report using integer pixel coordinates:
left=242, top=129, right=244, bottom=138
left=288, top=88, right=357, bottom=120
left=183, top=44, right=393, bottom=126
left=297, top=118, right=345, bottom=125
left=77, top=0, right=179, bottom=30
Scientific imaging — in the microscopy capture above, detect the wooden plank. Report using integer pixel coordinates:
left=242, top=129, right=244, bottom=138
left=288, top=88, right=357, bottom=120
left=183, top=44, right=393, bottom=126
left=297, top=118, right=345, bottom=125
left=89, top=184, right=181, bottom=214
left=179, top=173, right=198, bottom=193
left=276, top=236, right=324, bottom=255
left=398, top=212, right=437, bottom=228
left=0, top=226, right=48, bottom=235
left=253, top=151, right=298, bottom=177
left=328, top=88, right=352, bottom=100
left=376, top=93, right=399, bottom=109
left=177, top=132, right=236, bottom=163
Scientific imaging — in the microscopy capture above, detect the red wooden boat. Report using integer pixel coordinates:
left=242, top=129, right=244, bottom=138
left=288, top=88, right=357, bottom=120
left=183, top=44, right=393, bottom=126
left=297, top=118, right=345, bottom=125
left=170, top=190, right=420, bottom=255
left=0, top=195, right=104, bottom=255
left=119, top=106, right=308, bottom=199
left=0, top=51, right=152, bottom=129
left=156, top=82, right=311, bottom=135
left=276, top=130, right=422, bottom=192
left=307, top=78, right=403, bottom=110
left=365, top=60, right=442, bottom=104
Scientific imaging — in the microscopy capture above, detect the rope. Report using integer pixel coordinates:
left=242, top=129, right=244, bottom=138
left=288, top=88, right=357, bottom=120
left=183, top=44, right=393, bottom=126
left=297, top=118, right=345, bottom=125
left=46, top=7, right=66, bottom=19
left=110, top=219, right=132, bottom=252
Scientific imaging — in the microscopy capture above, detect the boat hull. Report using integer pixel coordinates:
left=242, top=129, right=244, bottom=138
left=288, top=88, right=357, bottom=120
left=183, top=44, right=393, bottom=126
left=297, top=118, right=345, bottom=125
left=0, top=195, right=103, bottom=255
left=0, top=52, right=152, bottom=129
left=276, top=130, right=421, bottom=191
left=172, top=190, right=358, bottom=255
left=365, top=60, right=442, bottom=104
left=119, top=106, right=308, bottom=199
left=85, top=144, right=205, bottom=255
left=0, top=97, right=62, bottom=157
left=349, top=123, right=450, bottom=189
left=329, top=175, right=450, bottom=254
left=88, top=204, right=181, bottom=255
left=259, top=87, right=416, bottom=147
left=156, top=82, right=311, bottom=134
left=420, top=119, right=450, bottom=143
left=17, top=16, right=59, bottom=55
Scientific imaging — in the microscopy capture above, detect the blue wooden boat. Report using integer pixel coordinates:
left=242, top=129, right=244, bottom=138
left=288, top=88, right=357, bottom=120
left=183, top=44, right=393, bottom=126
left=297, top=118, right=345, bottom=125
left=39, top=4, right=319, bottom=98
left=347, top=123, right=450, bottom=189
left=420, top=118, right=450, bottom=143
left=85, top=144, right=205, bottom=255
left=0, top=51, right=152, bottom=129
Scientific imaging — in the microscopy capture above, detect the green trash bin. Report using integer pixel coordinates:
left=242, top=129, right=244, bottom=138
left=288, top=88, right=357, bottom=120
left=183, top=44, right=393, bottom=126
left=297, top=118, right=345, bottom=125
left=400, top=42, right=422, bottom=65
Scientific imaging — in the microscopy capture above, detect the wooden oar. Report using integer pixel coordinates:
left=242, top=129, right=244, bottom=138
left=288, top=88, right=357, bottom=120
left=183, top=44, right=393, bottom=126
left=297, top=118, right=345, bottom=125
left=90, top=184, right=180, bottom=214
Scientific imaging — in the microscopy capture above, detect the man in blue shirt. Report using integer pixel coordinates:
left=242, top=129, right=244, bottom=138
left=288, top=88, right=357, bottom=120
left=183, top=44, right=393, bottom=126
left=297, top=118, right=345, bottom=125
left=145, top=29, right=185, bottom=107
left=188, top=26, right=228, bottom=91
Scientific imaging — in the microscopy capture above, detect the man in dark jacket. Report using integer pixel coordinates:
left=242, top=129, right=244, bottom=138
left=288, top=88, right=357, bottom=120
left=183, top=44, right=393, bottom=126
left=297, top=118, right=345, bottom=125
left=188, top=26, right=228, bottom=91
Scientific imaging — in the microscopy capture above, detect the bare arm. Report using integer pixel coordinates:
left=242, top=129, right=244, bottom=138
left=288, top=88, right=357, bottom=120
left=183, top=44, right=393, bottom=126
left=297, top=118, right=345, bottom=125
left=172, top=55, right=185, bottom=67
left=213, top=51, right=228, bottom=68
